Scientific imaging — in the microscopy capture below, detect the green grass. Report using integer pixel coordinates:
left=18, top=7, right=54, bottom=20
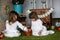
left=0, top=30, right=60, bottom=40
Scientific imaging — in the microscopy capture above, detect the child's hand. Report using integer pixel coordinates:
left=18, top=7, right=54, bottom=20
left=28, top=29, right=32, bottom=32
left=38, top=30, right=42, bottom=36
left=23, top=27, right=29, bottom=32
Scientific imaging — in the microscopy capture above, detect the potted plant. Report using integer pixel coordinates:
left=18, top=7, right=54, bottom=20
left=24, top=26, right=32, bottom=36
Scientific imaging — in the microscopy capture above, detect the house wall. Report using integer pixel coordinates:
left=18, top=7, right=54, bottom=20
left=52, top=0, right=60, bottom=18
left=0, top=0, right=60, bottom=27
left=23, top=0, right=53, bottom=24
left=0, top=0, right=13, bottom=27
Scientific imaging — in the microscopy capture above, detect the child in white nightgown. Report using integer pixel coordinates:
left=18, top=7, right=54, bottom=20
left=3, top=11, right=28, bottom=37
left=29, top=12, right=54, bottom=36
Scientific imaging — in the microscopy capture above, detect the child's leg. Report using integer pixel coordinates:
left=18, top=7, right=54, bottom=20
left=32, top=33, right=40, bottom=36
left=4, top=31, right=21, bottom=37
left=4, top=33, right=14, bottom=37
left=48, top=30, right=55, bottom=34
left=43, top=26, right=47, bottom=31
left=43, top=26, right=55, bottom=35
left=40, top=31, right=49, bottom=36
left=40, top=26, right=49, bottom=36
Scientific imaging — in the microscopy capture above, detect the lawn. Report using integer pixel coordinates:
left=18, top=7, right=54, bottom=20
left=0, top=30, right=60, bottom=40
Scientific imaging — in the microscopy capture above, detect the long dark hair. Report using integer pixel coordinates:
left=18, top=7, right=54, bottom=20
left=8, top=11, right=19, bottom=23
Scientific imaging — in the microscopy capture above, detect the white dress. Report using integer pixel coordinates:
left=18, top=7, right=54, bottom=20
left=4, top=20, right=28, bottom=37
left=31, top=19, right=54, bottom=36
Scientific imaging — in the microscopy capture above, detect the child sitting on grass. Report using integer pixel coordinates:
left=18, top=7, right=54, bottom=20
left=3, top=11, right=28, bottom=37
left=29, top=12, right=55, bottom=36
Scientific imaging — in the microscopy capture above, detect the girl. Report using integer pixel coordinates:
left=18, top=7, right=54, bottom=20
left=3, top=11, right=28, bottom=37
left=29, top=12, right=54, bottom=36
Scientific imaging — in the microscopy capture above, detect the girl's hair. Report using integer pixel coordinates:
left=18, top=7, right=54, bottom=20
left=8, top=11, right=19, bottom=23
left=29, top=12, right=38, bottom=20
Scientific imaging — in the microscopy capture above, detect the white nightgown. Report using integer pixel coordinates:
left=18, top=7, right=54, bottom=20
left=4, top=20, right=28, bottom=37
left=31, top=19, right=54, bottom=36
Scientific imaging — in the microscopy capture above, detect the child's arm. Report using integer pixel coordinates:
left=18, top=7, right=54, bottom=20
left=17, top=21, right=28, bottom=32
